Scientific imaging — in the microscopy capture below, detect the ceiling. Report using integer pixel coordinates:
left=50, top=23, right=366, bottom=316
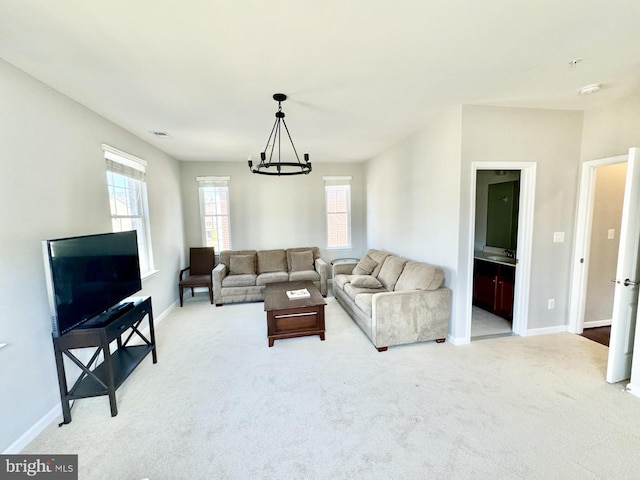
left=1, top=0, right=640, bottom=163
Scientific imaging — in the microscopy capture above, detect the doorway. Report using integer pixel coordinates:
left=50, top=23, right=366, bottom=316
left=471, top=170, right=521, bottom=339
left=568, top=155, right=628, bottom=335
left=462, top=162, right=536, bottom=343
left=580, top=162, right=627, bottom=346
left=569, top=148, right=640, bottom=388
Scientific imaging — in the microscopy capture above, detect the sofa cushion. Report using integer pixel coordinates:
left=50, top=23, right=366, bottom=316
left=395, top=261, right=445, bottom=291
left=364, top=249, right=391, bottom=277
left=351, top=275, right=383, bottom=288
left=377, top=256, right=407, bottom=291
left=352, top=254, right=378, bottom=275
left=256, top=271, right=289, bottom=286
left=333, top=274, right=352, bottom=290
left=290, top=250, right=314, bottom=272
left=257, top=249, right=288, bottom=274
left=286, top=247, right=319, bottom=270
left=220, top=250, right=257, bottom=275
left=344, top=282, right=386, bottom=302
left=289, top=270, right=320, bottom=282
left=230, top=254, right=256, bottom=275
left=222, top=273, right=257, bottom=287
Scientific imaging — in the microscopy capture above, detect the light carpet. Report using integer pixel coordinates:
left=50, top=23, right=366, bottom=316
left=24, top=296, right=640, bottom=479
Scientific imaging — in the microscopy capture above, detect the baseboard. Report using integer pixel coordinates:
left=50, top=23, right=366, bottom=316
left=525, top=325, right=568, bottom=336
left=3, top=404, right=61, bottom=454
left=447, top=334, right=470, bottom=346
left=584, top=319, right=612, bottom=329
left=4, top=299, right=177, bottom=454
left=626, top=382, right=640, bottom=399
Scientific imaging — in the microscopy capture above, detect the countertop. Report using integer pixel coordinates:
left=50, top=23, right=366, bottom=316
left=474, top=250, right=517, bottom=267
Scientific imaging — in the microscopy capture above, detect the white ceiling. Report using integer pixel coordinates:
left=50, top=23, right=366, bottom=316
left=1, top=0, right=640, bottom=163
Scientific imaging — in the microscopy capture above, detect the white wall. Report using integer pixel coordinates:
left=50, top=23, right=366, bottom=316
left=581, top=89, right=640, bottom=161
left=365, top=107, right=463, bottom=323
left=0, top=58, right=185, bottom=452
left=461, top=105, right=584, bottom=331
left=365, top=104, right=585, bottom=340
left=179, top=161, right=367, bottom=265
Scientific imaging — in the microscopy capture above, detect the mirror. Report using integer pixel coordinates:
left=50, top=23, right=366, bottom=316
left=486, top=180, right=519, bottom=250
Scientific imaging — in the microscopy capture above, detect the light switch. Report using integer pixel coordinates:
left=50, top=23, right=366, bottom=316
left=608, top=229, right=615, bottom=240
left=553, top=232, right=565, bottom=243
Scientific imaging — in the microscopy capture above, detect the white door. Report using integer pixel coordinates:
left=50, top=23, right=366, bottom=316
left=607, top=147, right=640, bottom=383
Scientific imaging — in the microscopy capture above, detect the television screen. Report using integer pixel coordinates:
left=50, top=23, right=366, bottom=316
left=43, top=231, right=142, bottom=336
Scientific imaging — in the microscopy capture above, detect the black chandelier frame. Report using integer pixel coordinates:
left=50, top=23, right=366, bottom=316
left=248, top=93, right=311, bottom=176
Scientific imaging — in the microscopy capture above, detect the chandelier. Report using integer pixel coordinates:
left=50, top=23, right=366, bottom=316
left=248, top=93, right=311, bottom=176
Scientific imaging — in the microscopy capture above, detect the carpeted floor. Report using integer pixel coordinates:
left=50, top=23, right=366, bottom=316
left=23, top=296, right=640, bottom=479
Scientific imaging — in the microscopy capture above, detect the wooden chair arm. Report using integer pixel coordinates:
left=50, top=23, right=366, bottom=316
left=179, top=266, right=190, bottom=281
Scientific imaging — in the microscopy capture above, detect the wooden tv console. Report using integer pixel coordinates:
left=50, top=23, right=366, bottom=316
left=52, top=296, right=157, bottom=424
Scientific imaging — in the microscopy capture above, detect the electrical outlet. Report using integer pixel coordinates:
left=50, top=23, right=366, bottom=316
left=608, top=229, right=615, bottom=240
left=548, top=298, right=555, bottom=309
left=553, top=232, right=565, bottom=243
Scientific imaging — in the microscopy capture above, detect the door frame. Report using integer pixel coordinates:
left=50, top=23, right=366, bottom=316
left=568, top=154, right=628, bottom=334
left=463, top=162, right=537, bottom=341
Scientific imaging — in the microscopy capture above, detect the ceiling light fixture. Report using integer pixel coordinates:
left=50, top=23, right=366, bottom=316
left=248, top=93, right=311, bottom=176
left=579, top=83, right=601, bottom=95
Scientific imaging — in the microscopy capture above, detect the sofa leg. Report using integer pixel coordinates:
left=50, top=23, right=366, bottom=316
left=435, top=338, right=446, bottom=343
left=215, top=303, right=223, bottom=307
left=376, top=346, right=388, bottom=352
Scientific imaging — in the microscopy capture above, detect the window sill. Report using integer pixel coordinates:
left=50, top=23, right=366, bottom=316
left=141, top=269, right=159, bottom=281
left=325, top=246, right=353, bottom=251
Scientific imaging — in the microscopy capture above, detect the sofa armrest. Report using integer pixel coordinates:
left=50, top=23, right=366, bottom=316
left=332, top=261, right=357, bottom=277
left=371, top=288, right=451, bottom=348
left=213, top=263, right=227, bottom=305
left=315, top=258, right=328, bottom=296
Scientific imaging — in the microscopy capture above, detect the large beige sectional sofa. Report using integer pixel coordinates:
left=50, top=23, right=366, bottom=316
left=332, top=249, right=451, bottom=351
left=213, top=247, right=328, bottom=306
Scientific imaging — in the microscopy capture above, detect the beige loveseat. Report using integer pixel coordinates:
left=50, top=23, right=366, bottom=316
left=332, top=249, right=451, bottom=351
left=213, top=247, right=328, bottom=306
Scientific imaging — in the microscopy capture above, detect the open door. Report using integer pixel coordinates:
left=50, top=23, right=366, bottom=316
left=607, top=147, right=640, bottom=383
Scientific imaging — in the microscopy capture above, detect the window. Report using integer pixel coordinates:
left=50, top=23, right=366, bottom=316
left=324, top=176, right=352, bottom=249
left=197, top=176, right=231, bottom=252
left=103, top=144, right=155, bottom=277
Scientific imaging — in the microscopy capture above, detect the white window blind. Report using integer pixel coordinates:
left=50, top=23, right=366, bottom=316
left=103, top=144, right=155, bottom=277
left=324, top=176, right=352, bottom=249
left=197, top=176, right=231, bottom=252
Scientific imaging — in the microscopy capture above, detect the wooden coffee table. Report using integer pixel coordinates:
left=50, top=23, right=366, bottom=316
left=264, top=280, right=326, bottom=347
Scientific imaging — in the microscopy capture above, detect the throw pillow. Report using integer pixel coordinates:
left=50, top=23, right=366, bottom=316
left=350, top=275, right=383, bottom=288
left=229, top=254, right=256, bottom=275
left=290, top=250, right=314, bottom=272
left=352, top=254, right=378, bottom=275
left=257, top=249, right=287, bottom=274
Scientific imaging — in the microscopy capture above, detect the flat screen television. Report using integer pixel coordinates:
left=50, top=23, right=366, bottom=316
left=42, top=231, right=142, bottom=337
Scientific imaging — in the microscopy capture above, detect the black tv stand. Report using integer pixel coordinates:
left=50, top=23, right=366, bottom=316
left=52, top=296, right=157, bottom=424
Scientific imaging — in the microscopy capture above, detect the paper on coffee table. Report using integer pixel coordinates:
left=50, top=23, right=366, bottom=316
left=286, top=288, right=310, bottom=299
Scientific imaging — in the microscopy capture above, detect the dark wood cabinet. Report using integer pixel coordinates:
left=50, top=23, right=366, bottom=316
left=52, top=296, right=157, bottom=424
left=473, top=259, right=515, bottom=320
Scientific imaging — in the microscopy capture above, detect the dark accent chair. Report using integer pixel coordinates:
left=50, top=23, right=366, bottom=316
left=179, top=247, right=215, bottom=306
